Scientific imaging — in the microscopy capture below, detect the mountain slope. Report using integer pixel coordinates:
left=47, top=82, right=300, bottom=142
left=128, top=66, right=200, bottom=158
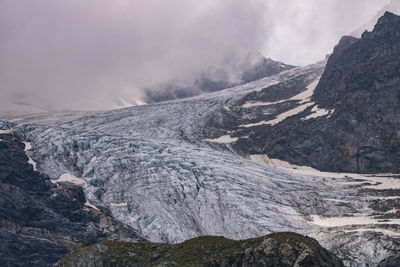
left=216, top=11, right=400, bottom=173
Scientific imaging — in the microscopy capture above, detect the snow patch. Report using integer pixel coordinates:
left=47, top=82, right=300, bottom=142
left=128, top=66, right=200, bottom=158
left=203, top=135, right=238, bottom=144
left=384, top=208, right=398, bottom=214
left=252, top=157, right=400, bottom=191
left=302, top=105, right=335, bottom=120
left=23, top=141, right=37, bottom=171
left=323, top=198, right=350, bottom=204
left=250, top=154, right=271, bottom=165
left=85, top=201, right=100, bottom=211
left=368, top=196, right=400, bottom=200
left=110, top=202, right=128, bottom=207
left=241, top=77, right=321, bottom=109
left=339, top=175, right=400, bottom=190
left=270, top=159, right=400, bottom=184
left=0, top=129, right=12, bottom=134
left=53, top=173, right=86, bottom=186
left=362, top=175, right=400, bottom=190
left=240, top=102, right=313, bottom=128
left=344, top=228, right=400, bottom=237
left=311, top=214, right=400, bottom=227
left=291, top=78, right=320, bottom=103
left=241, top=99, right=286, bottom=108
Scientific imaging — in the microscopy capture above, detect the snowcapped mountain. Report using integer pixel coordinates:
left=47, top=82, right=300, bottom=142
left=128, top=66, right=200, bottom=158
left=1, top=11, right=400, bottom=267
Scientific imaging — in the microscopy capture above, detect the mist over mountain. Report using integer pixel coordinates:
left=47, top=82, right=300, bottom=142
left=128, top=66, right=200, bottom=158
left=351, top=0, right=400, bottom=37
left=0, top=0, right=389, bottom=115
left=144, top=52, right=294, bottom=103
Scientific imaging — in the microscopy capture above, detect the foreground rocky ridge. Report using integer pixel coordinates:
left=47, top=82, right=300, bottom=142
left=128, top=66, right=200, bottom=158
left=55, top=232, right=343, bottom=267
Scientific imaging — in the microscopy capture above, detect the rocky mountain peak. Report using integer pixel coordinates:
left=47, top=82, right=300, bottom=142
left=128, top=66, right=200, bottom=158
left=334, top=35, right=360, bottom=52
left=350, top=1, right=400, bottom=38
left=375, top=11, right=400, bottom=28
left=364, top=11, right=400, bottom=39
left=297, top=11, right=400, bottom=173
left=313, top=12, right=400, bottom=109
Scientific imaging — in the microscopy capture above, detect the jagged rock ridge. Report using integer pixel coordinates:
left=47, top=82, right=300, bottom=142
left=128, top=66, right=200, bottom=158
left=350, top=0, right=400, bottom=38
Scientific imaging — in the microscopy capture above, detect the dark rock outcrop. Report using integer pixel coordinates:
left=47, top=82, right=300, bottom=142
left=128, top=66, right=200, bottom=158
left=241, top=12, right=400, bottom=173
left=55, top=232, right=344, bottom=267
left=0, top=132, right=145, bottom=267
left=311, top=11, right=400, bottom=173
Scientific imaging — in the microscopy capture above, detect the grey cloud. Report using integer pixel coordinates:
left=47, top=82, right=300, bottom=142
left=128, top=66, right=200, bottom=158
left=0, top=0, right=269, bottom=112
left=261, top=0, right=390, bottom=65
left=0, top=0, right=391, bottom=113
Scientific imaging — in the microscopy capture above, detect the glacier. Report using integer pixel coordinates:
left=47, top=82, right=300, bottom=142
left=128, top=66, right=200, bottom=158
left=2, top=61, right=400, bottom=266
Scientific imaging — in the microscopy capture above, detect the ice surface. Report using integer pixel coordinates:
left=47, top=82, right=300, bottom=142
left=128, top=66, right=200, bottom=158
left=10, top=118, right=399, bottom=266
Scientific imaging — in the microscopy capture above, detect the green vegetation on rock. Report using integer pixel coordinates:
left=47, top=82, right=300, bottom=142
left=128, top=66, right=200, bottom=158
left=55, top=232, right=344, bottom=267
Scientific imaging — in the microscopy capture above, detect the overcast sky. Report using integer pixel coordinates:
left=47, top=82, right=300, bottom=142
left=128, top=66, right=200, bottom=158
left=0, top=0, right=391, bottom=113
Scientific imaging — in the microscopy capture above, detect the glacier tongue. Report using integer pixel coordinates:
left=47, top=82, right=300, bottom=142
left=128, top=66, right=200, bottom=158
left=17, top=125, right=317, bottom=242
left=11, top=120, right=399, bottom=266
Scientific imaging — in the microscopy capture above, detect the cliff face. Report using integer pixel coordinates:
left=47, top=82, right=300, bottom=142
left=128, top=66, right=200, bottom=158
left=55, top=232, right=344, bottom=267
left=242, top=12, right=400, bottom=173
left=314, top=12, right=400, bottom=108
left=0, top=130, right=144, bottom=267
left=311, top=11, right=400, bottom=173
